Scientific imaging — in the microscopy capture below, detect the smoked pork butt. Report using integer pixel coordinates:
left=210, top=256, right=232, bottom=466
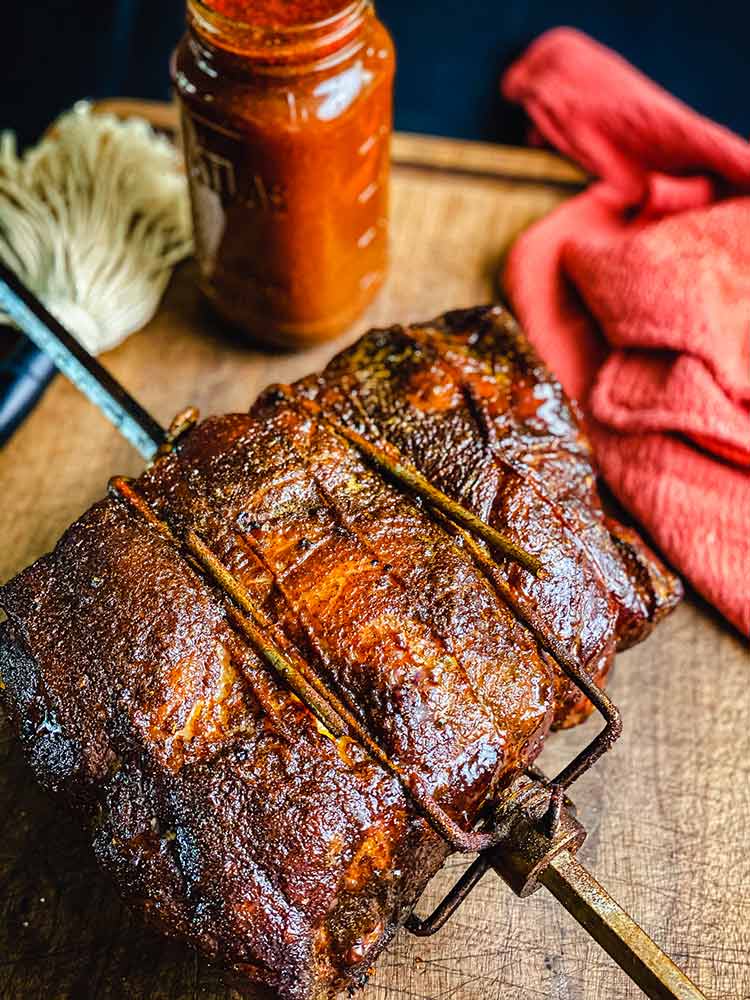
left=0, top=306, right=681, bottom=998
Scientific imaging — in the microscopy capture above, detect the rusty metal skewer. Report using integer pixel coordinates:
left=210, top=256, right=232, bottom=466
left=0, top=261, right=164, bottom=460
left=541, top=851, right=705, bottom=1000
left=292, top=392, right=544, bottom=577
left=107, top=475, right=506, bottom=855
left=2, top=263, right=707, bottom=1000
left=432, top=509, right=623, bottom=804
left=410, top=772, right=707, bottom=1000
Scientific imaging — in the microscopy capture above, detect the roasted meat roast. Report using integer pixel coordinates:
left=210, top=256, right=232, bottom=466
left=0, top=307, right=681, bottom=999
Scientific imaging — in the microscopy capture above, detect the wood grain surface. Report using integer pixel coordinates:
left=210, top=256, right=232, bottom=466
left=0, top=128, right=748, bottom=1000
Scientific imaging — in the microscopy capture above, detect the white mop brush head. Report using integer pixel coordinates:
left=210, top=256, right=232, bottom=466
left=0, top=102, right=193, bottom=355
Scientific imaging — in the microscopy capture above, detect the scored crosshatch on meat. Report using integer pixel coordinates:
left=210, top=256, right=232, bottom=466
left=0, top=306, right=681, bottom=999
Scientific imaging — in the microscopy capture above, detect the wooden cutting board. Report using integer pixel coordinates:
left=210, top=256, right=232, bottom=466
left=0, top=114, right=748, bottom=1000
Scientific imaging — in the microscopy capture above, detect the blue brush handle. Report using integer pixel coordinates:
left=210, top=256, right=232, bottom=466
left=0, top=334, right=57, bottom=447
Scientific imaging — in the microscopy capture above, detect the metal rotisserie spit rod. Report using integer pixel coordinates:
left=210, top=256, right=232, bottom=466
left=0, top=263, right=165, bottom=460
left=542, top=852, right=703, bottom=1000
left=0, top=261, right=707, bottom=1000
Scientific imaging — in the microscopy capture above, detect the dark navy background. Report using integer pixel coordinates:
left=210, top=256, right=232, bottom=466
left=3, top=1, right=749, bottom=146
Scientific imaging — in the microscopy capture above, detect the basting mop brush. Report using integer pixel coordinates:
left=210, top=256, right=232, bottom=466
left=0, top=101, right=192, bottom=442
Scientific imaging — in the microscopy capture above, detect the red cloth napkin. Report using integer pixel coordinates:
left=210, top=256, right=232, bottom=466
left=501, top=28, right=750, bottom=637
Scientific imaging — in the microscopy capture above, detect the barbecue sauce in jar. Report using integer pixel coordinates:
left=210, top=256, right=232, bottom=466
left=173, top=0, right=395, bottom=347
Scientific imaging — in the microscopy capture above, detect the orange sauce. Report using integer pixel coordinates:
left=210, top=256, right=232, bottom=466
left=173, top=0, right=395, bottom=347
left=202, top=0, right=347, bottom=26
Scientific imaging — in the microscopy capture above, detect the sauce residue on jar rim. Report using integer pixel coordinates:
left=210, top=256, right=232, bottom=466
left=199, top=0, right=358, bottom=27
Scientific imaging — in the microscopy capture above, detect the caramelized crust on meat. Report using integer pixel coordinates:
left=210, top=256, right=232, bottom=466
left=0, top=306, right=681, bottom=999
left=295, top=306, right=681, bottom=723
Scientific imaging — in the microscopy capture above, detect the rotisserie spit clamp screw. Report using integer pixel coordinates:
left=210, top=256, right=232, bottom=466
left=408, top=771, right=706, bottom=1000
left=0, top=260, right=708, bottom=1000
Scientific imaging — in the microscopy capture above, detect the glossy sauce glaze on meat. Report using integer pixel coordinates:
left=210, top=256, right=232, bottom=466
left=0, top=306, right=681, bottom=999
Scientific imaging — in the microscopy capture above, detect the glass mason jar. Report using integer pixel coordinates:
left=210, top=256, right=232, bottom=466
left=172, top=0, right=395, bottom=348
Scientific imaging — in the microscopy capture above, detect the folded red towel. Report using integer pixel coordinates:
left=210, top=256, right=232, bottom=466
left=502, top=28, right=750, bottom=637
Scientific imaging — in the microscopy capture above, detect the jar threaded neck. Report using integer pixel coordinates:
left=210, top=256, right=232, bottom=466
left=187, top=0, right=372, bottom=66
